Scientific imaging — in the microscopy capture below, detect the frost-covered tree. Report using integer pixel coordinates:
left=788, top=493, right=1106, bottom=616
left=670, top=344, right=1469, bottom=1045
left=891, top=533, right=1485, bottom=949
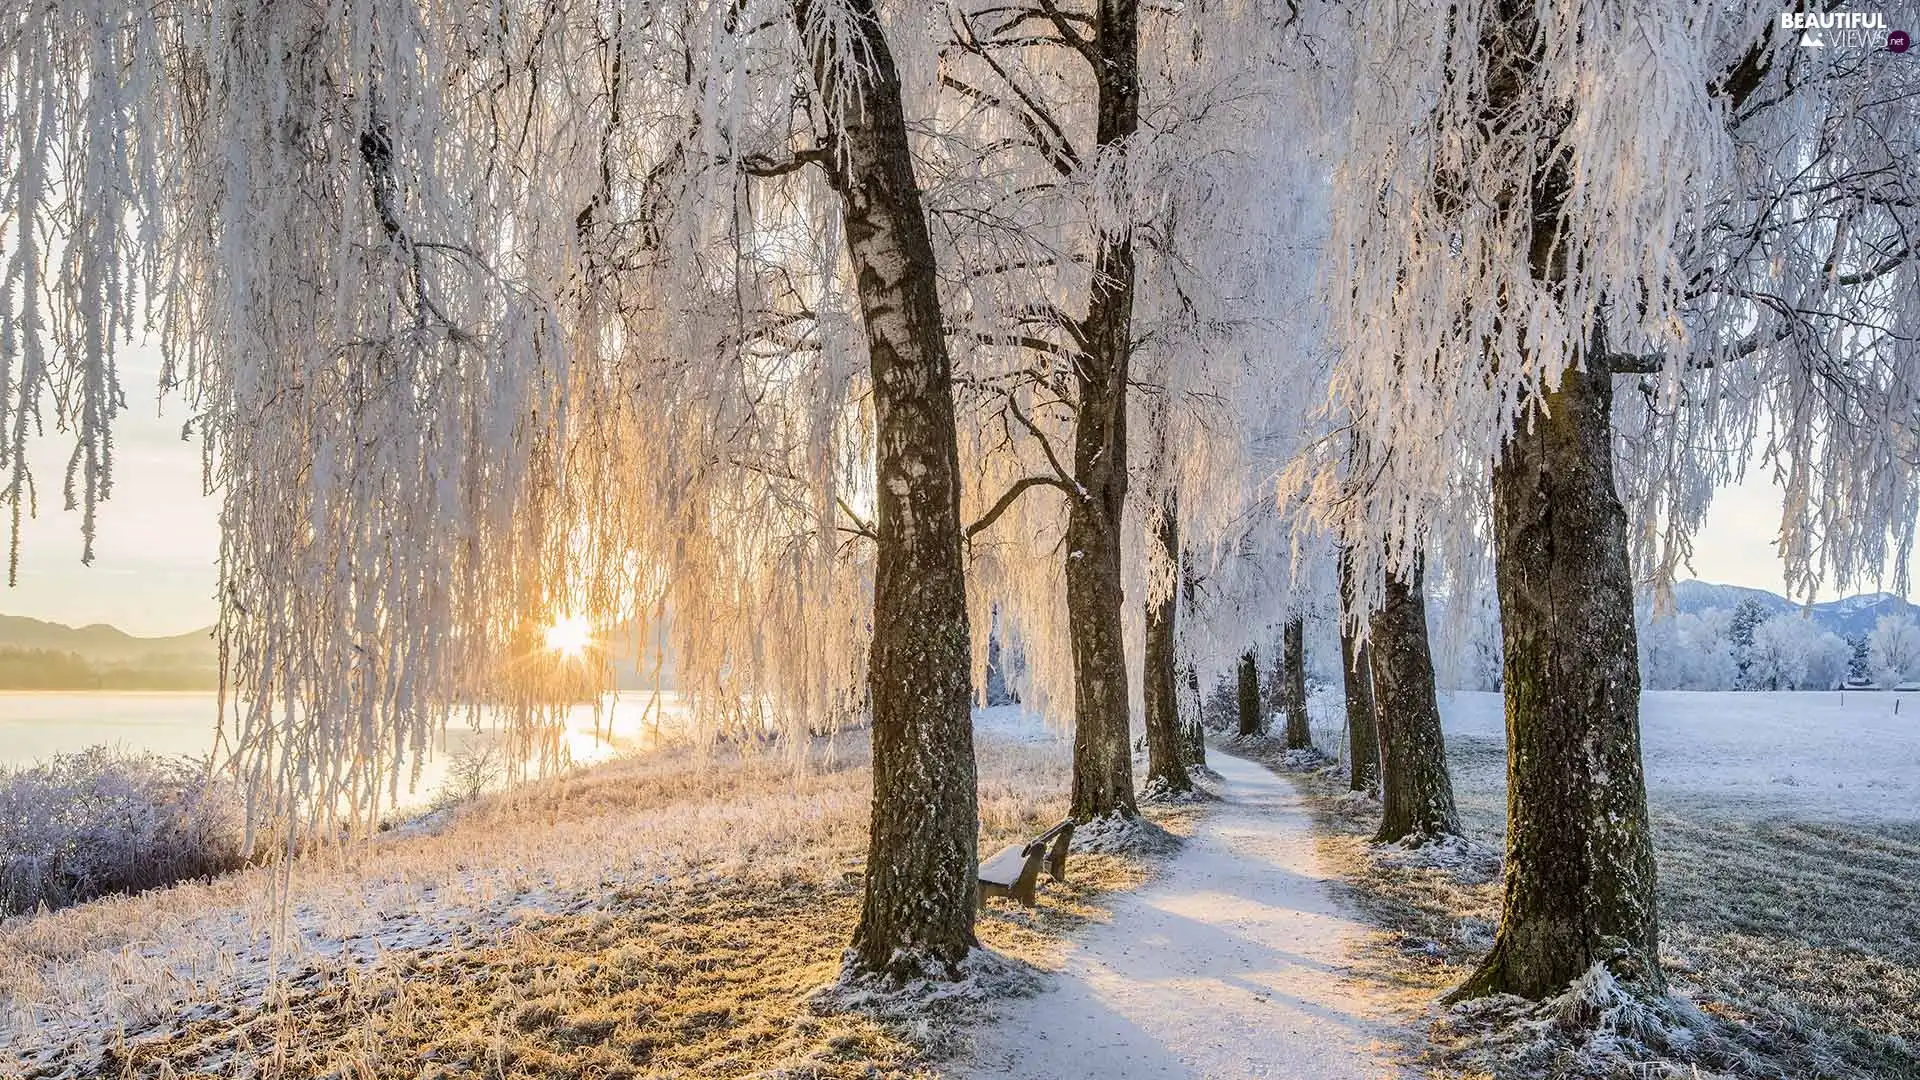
left=1746, top=613, right=1850, bottom=691
left=1317, top=1, right=1920, bottom=1001
left=790, top=0, right=981, bottom=981
left=1639, top=608, right=1739, bottom=691
left=1869, top=613, right=1920, bottom=688
left=1728, top=597, right=1768, bottom=689
left=1367, top=559, right=1461, bottom=845
left=939, top=0, right=1332, bottom=828
left=1747, top=615, right=1807, bottom=691
left=1849, top=634, right=1872, bottom=686
left=1, top=0, right=999, bottom=983
left=1234, top=648, right=1262, bottom=737
left=1274, top=616, right=1310, bottom=750
left=1139, top=480, right=1191, bottom=798
left=931, top=0, right=1151, bottom=826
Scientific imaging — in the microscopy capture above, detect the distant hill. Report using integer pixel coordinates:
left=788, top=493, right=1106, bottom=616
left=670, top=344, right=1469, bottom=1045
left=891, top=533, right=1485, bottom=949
left=0, top=613, right=686, bottom=695
left=0, top=616, right=216, bottom=690
left=1669, top=581, right=1919, bottom=640
left=0, top=615, right=214, bottom=661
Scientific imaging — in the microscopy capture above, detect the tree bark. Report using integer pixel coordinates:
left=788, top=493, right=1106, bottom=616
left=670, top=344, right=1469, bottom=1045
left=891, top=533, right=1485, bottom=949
left=1281, top=615, right=1310, bottom=749
left=1338, top=548, right=1380, bottom=794
left=1342, top=633, right=1379, bottom=792
left=799, top=0, right=977, bottom=980
left=1236, top=649, right=1263, bottom=737
left=1449, top=0, right=1663, bottom=1001
left=1141, top=489, right=1191, bottom=797
left=1064, top=0, right=1140, bottom=823
left=1369, top=560, right=1460, bottom=845
left=1178, top=555, right=1208, bottom=768
left=1455, top=359, right=1662, bottom=1000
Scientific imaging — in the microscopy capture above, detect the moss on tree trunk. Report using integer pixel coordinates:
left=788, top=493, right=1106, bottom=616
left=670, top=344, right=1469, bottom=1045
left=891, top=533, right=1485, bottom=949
left=1447, top=0, right=1663, bottom=1001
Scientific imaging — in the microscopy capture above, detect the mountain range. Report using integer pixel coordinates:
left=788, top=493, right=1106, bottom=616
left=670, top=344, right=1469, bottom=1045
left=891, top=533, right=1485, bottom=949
left=0, top=616, right=214, bottom=662
left=0, top=615, right=217, bottom=690
left=0, top=613, right=677, bottom=694
left=1669, top=581, right=1919, bottom=640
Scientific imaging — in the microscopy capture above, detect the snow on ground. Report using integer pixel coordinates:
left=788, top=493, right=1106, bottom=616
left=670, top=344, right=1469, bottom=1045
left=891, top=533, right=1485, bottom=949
left=1441, top=689, right=1920, bottom=823
left=956, top=749, right=1408, bottom=1079
left=0, top=717, right=1074, bottom=1076
left=971, top=703, right=1061, bottom=744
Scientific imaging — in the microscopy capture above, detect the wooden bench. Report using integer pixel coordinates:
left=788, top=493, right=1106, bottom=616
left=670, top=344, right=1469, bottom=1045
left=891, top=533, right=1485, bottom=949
left=977, top=820, right=1074, bottom=907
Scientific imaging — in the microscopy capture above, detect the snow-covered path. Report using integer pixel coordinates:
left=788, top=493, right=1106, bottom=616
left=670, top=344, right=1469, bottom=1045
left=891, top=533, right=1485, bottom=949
left=956, top=750, right=1409, bottom=1079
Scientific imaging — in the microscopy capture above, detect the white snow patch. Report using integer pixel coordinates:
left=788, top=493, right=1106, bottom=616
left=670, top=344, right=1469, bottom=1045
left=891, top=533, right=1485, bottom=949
left=1375, top=833, right=1502, bottom=882
left=1069, top=812, right=1181, bottom=856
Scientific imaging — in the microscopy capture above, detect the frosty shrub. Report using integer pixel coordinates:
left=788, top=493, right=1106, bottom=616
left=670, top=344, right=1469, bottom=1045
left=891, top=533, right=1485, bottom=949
left=0, top=749, right=248, bottom=917
left=429, top=742, right=506, bottom=812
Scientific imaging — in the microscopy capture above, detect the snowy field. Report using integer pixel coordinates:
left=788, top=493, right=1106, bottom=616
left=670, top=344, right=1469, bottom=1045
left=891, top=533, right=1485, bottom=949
left=1440, top=689, right=1920, bottom=823
left=1408, top=689, right=1920, bottom=1078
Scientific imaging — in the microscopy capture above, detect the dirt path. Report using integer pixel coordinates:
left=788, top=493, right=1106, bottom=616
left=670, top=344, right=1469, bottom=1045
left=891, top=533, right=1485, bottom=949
left=954, top=750, right=1409, bottom=1079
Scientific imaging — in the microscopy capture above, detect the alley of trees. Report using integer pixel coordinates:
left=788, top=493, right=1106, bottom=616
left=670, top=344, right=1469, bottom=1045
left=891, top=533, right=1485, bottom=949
left=3, top=0, right=1917, bottom=1010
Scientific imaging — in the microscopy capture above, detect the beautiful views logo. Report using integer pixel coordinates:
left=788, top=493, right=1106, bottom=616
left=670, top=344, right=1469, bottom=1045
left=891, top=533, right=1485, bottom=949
left=1779, top=10, right=1909, bottom=51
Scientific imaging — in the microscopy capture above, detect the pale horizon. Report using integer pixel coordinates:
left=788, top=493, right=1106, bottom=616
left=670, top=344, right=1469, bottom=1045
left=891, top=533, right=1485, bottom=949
left=2, top=350, right=1912, bottom=639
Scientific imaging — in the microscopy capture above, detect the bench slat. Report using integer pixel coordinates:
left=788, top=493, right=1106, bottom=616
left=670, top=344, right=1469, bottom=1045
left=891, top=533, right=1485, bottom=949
left=977, top=819, right=1075, bottom=909
left=979, top=842, right=1036, bottom=887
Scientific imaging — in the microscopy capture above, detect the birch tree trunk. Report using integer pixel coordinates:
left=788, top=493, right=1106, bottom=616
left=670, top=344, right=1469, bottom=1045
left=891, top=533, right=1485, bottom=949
left=1281, top=615, right=1310, bottom=749
left=1142, top=489, right=1192, bottom=797
left=1369, top=561, right=1460, bottom=844
left=1457, top=357, right=1661, bottom=999
left=1065, top=0, right=1140, bottom=823
left=799, top=0, right=978, bottom=979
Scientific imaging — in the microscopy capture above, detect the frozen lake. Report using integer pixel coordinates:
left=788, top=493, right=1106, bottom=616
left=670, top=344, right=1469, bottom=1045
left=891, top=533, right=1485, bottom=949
left=0, top=691, right=687, bottom=807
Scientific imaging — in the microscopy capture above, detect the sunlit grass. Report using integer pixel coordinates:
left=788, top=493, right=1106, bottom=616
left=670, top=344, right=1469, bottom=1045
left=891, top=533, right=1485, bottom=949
left=2, top=721, right=1198, bottom=1079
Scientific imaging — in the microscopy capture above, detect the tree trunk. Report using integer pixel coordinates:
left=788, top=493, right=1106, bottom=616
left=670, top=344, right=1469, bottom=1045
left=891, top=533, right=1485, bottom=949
left=1455, top=360, right=1661, bottom=1000
left=1338, top=548, right=1379, bottom=793
left=1064, top=0, right=1140, bottom=824
left=1281, top=615, right=1310, bottom=749
left=1236, top=649, right=1263, bottom=737
left=1141, top=490, right=1191, bottom=797
left=1342, top=633, right=1379, bottom=792
left=1178, top=555, right=1208, bottom=768
left=1369, top=560, right=1460, bottom=845
left=800, top=0, right=977, bottom=980
left=1180, top=659, right=1208, bottom=766
left=1448, top=0, right=1662, bottom=1001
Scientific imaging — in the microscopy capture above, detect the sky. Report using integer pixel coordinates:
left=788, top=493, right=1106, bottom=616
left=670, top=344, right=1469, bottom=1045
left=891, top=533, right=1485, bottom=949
left=2, top=349, right=1913, bottom=638
left=8, top=347, right=220, bottom=637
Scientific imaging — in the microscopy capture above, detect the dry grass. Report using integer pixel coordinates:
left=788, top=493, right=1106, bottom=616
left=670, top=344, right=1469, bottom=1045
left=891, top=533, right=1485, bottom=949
left=3, top=728, right=1194, bottom=1079
left=1266, top=734, right=1920, bottom=1080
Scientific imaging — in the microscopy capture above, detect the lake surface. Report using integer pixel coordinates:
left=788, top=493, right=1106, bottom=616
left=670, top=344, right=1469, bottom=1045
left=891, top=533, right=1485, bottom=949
left=0, top=691, right=687, bottom=807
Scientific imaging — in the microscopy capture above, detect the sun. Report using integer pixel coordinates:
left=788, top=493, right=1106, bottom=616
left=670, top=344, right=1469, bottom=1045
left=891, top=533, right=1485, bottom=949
left=543, top=614, right=594, bottom=660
